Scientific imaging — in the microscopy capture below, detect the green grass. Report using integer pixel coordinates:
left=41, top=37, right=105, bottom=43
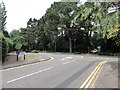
left=25, top=54, right=41, bottom=61
left=31, top=50, right=40, bottom=53
left=98, top=52, right=120, bottom=56
left=74, top=52, right=82, bottom=54
left=4, top=54, right=41, bottom=63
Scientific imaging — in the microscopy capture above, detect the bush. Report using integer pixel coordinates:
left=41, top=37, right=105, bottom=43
left=31, top=50, right=40, bottom=53
left=2, top=38, right=7, bottom=62
left=114, top=53, right=120, bottom=56
left=47, top=50, right=55, bottom=52
left=4, top=37, right=13, bottom=52
left=74, top=52, right=82, bottom=54
left=1, top=31, right=13, bottom=63
left=98, top=52, right=120, bottom=56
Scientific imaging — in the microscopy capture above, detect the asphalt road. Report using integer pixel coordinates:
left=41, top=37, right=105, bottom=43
left=1, top=53, right=118, bottom=88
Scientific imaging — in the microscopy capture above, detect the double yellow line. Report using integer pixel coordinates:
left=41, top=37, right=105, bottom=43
left=80, top=61, right=107, bottom=88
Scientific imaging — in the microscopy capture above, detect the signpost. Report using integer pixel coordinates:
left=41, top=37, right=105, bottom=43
left=15, top=43, right=22, bottom=61
left=18, top=54, right=24, bottom=57
left=18, top=52, right=26, bottom=61
left=97, top=46, right=101, bottom=53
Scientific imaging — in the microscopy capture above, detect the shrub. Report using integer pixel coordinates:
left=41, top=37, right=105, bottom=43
left=1, top=31, right=13, bottom=63
left=98, top=52, right=120, bottom=56
left=47, top=50, right=55, bottom=52
left=74, top=52, right=82, bottom=54
left=31, top=50, right=40, bottom=53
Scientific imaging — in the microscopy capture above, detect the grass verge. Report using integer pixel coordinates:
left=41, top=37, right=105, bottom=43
left=4, top=53, right=41, bottom=63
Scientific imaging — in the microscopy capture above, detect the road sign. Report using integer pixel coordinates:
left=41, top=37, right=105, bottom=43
left=18, top=54, right=24, bottom=57
left=97, top=46, right=101, bottom=49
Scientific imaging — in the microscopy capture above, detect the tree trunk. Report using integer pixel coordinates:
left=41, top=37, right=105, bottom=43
left=24, top=54, right=25, bottom=60
left=54, top=42, right=57, bottom=52
left=74, top=39, right=76, bottom=52
left=69, top=36, right=72, bottom=53
left=87, top=30, right=92, bottom=53
left=17, top=54, right=18, bottom=61
left=16, top=51, right=20, bottom=61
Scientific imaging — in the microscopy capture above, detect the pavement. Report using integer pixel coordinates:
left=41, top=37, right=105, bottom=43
left=1, top=52, right=119, bottom=88
left=94, top=61, right=119, bottom=88
left=2, top=53, right=51, bottom=70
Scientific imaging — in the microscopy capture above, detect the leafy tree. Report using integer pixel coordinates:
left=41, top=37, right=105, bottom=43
left=0, top=2, right=13, bottom=62
left=44, top=2, right=79, bottom=52
left=10, top=29, right=28, bottom=61
left=10, top=29, right=27, bottom=50
left=19, top=2, right=119, bottom=54
left=107, top=24, right=120, bottom=46
left=74, top=2, right=119, bottom=52
left=0, top=31, right=13, bottom=62
left=0, top=2, right=7, bottom=31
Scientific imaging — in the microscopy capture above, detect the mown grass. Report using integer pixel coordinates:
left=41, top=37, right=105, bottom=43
left=74, top=51, right=120, bottom=56
left=4, top=53, right=41, bottom=63
left=74, top=52, right=82, bottom=54
left=25, top=54, right=41, bottom=61
left=31, top=50, right=56, bottom=53
left=98, top=52, right=120, bottom=56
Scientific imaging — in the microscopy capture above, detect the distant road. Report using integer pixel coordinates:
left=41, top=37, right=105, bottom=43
left=2, top=53, right=118, bottom=88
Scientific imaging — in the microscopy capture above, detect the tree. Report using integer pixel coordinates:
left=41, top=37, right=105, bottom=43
left=0, top=31, right=13, bottom=62
left=10, top=29, right=27, bottom=50
left=107, top=24, right=120, bottom=46
left=10, top=29, right=28, bottom=61
left=73, top=2, right=119, bottom=52
left=95, top=2, right=120, bottom=52
left=18, top=2, right=119, bottom=54
left=0, top=1, right=7, bottom=31
left=0, top=2, right=13, bottom=62
left=44, top=2, right=79, bottom=52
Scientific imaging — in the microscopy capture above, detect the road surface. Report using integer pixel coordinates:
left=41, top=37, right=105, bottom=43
left=1, top=53, right=118, bottom=88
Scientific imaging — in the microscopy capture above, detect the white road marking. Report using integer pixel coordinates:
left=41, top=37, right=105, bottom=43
left=61, top=57, right=73, bottom=61
left=61, top=59, right=65, bottom=61
left=63, top=60, right=76, bottom=65
left=7, top=67, right=53, bottom=84
left=80, top=56, right=83, bottom=58
left=105, top=58, right=110, bottom=59
left=66, top=57, right=72, bottom=59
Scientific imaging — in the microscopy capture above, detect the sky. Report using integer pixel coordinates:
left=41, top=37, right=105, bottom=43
left=2, top=0, right=87, bottom=33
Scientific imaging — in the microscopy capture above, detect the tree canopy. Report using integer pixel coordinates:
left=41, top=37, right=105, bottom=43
left=14, top=2, right=119, bottom=53
left=1, top=2, right=120, bottom=62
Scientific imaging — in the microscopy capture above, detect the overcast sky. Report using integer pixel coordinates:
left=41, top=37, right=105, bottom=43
left=2, top=0, right=86, bottom=33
